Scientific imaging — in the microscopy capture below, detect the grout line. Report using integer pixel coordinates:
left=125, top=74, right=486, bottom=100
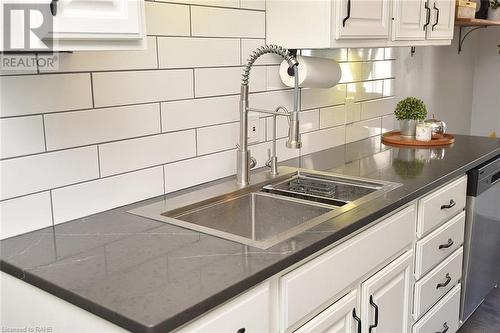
left=49, top=190, right=55, bottom=226
left=41, top=114, right=48, bottom=152
left=162, top=165, right=166, bottom=195
left=89, top=73, right=95, bottom=108
left=96, top=145, right=102, bottom=178
left=155, top=37, right=160, bottom=69
left=159, top=102, right=163, bottom=132
left=194, top=128, right=198, bottom=156
left=188, top=5, right=193, bottom=37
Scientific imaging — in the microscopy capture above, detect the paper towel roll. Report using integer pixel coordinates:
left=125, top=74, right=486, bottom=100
left=279, top=55, right=341, bottom=88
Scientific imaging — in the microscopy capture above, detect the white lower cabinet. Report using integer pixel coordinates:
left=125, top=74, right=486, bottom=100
left=360, top=250, right=413, bottom=333
left=294, top=290, right=359, bottom=333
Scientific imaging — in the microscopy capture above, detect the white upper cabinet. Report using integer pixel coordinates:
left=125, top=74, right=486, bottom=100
left=427, top=0, right=456, bottom=40
left=392, top=0, right=428, bottom=40
left=266, top=0, right=455, bottom=48
left=49, top=0, right=146, bottom=50
left=336, top=0, right=391, bottom=39
left=1, top=0, right=146, bottom=51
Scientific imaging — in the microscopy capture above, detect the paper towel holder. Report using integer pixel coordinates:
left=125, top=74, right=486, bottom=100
left=287, top=49, right=298, bottom=76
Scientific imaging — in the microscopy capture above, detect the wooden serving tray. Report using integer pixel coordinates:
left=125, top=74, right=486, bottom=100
left=382, top=131, right=455, bottom=147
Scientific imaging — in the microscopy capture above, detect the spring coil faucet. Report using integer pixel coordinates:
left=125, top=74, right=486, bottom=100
left=237, top=45, right=301, bottom=187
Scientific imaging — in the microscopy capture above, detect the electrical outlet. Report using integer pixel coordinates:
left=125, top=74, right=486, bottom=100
left=247, top=112, right=260, bottom=144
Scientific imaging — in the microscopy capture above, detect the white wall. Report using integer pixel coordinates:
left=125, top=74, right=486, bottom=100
left=395, top=28, right=477, bottom=135
left=470, top=28, right=500, bottom=137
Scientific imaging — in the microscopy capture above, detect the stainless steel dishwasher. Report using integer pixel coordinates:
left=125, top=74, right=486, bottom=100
left=461, top=155, right=500, bottom=323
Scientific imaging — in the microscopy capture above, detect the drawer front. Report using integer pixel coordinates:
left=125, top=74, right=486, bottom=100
left=177, top=282, right=270, bottom=333
left=294, top=290, right=357, bottom=333
left=415, top=211, right=465, bottom=279
left=281, top=205, right=416, bottom=331
left=417, top=176, right=466, bottom=238
left=412, top=284, right=461, bottom=333
left=414, top=247, right=463, bottom=319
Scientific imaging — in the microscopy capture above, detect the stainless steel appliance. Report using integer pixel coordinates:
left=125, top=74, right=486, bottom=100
left=461, top=155, right=500, bottom=322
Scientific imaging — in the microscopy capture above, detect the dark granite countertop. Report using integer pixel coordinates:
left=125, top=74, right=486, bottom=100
left=1, top=134, right=499, bottom=333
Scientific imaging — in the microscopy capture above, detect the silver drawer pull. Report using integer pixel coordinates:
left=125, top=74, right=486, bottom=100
left=440, top=199, right=456, bottom=210
left=438, top=238, right=454, bottom=250
left=436, top=273, right=451, bottom=289
left=436, top=322, right=449, bottom=333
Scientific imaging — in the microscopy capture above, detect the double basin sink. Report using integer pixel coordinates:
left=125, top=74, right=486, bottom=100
left=129, top=167, right=400, bottom=249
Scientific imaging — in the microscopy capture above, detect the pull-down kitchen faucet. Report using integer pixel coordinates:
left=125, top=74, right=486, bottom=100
left=237, top=45, right=301, bottom=187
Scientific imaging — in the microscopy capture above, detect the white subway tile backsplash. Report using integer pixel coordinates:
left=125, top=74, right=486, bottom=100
left=44, top=104, right=160, bottom=150
left=249, top=89, right=295, bottom=111
left=266, top=109, right=319, bottom=140
left=241, top=0, right=266, bottom=10
left=0, top=116, right=45, bottom=159
left=347, top=80, right=384, bottom=102
left=0, top=192, right=53, bottom=240
left=158, top=38, right=240, bottom=68
left=349, top=48, right=385, bottom=61
left=194, top=66, right=266, bottom=97
left=301, top=126, right=346, bottom=155
left=166, top=0, right=240, bottom=7
left=191, top=6, right=265, bottom=38
left=320, top=105, right=346, bottom=129
left=346, top=118, right=382, bottom=143
left=383, top=79, right=396, bottom=97
left=196, top=122, right=240, bottom=155
left=99, top=131, right=196, bottom=176
left=165, top=149, right=236, bottom=193
left=0, top=74, right=92, bottom=117
left=40, top=37, right=158, bottom=73
left=382, top=114, right=396, bottom=133
left=0, top=146, right=99, bottom=200
left=301, top=85, right=346, bottom=110
left=361, top=97, right=396, bottom=120
left=145, top=2, right=190, bottom=36
left=161, top=95, right=239, bottom=132
left=301, top=49, right=348, bottom=62
left=93, top=69, right=193, bottom=107
left=52, top=167, right=164, bottom=224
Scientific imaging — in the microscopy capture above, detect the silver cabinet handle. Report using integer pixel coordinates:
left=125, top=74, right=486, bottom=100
left=436, top=322, right=449, bottom=333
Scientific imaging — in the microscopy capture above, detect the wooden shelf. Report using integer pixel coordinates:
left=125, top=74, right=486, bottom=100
left=455, top=18, right=500, bottom=26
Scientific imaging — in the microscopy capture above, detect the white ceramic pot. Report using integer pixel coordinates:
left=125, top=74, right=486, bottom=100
left=488, top=8, right=500, bottom=21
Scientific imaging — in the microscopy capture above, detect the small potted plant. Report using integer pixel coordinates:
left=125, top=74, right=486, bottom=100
left=488, top=0, right=500, bottom=21
left=394, top=97, right=428, bottom=137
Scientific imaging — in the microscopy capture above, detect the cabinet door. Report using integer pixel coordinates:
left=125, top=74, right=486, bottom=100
left=336, top=0, right=391, bottom=39
left=426, top=0, right=455, bottom=40
left=295, top=290, right=359, bottom=333
left=392, top=0, right=427, bottom=41
left=361, top=250, right=413, bottom=333
left=51, top=0, right=143, bottom=39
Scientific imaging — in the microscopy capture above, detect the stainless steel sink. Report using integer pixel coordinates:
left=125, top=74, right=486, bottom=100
left=129, top=167, right=400, bottom=249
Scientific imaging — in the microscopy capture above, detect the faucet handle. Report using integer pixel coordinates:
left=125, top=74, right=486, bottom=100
left=250, top=156, right=257, bottom=169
